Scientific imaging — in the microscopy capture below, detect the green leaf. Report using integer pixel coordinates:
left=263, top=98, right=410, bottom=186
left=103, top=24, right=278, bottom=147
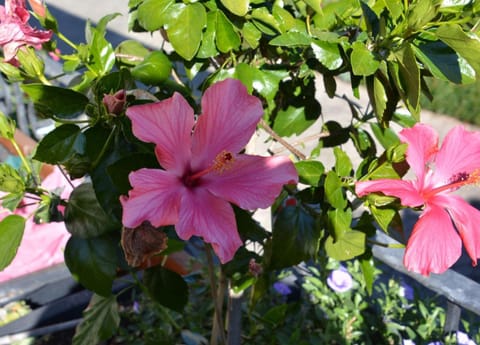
left=131, top=51, right=172, bottom=85
left=1, top=192, right=24, bottom=211
left=220, top=0, right=249, bottom=16
left=324, top=229, right=366, bottom=261
left=0, top=215, right=25, bottom=271
left=351, top=41, right=380, bottom=76
left=73, top=294, right=120, bottom=345
left=234, top=206, right=269, bottom=243
left=21, top=84, right=89, bottom=119
left=269, top=31, right=312, bottom=46
left=263, top=304, right=287, bottom=325
left=89, top=30, right=116, bottom=76
left=64, top=234, right=118, bottom=296
left=304, top=0, right=323, bottom=13
left=324, top=171, right=347, bottom=209
left=413, top=40, right=469, bottom=84
left=242, top=22, right=262, bottom=49
left=368, top=204, right=398, bottom=231
left=370, top=123, right=400, bottom=149
left=136, top=0, right=175, bottom=31
left=392, top=44, right=420, bottom=117
left=270, top=203, right=321, bottom=269
left=0, top=163, right=24, bottom=193
left=273, top=105, right=317, bottom=137
left=435, top=24, right=480, bottom=76
left=295, top=160, right=324, bottom=186
left=65, top=183, right=119, bottom=238
left=166, top=3, right=206, bottom=60
left=33, top=124, right=85, bottom=165
left=197, top=11, right=218, bottom=58
left=144, top=266, right=188, bottom=312
left=360, top=254, right=376, bottom=295
left=327, top=208, right=352, bottom=240
left=115, top=40, right=150, bottom=66
left=311, top=40, right=343, bottom=70
left=0, top=112, right=16, bottom=139
left=334, top=147, right=352, bottom=177
left=215, top=10, right=241, bottom=53
left=407, top=1, right=437, bottom=31
left=251, top=7, right=281, bottom=35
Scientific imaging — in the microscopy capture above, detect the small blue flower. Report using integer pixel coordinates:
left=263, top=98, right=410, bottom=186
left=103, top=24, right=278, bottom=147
left=327, top=267, right=353, bottom=293
left=273, top=281, right=292, bottom=296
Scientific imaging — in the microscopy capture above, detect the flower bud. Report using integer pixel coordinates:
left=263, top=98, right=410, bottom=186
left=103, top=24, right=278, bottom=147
left=102, top=90, right=126, bottom=115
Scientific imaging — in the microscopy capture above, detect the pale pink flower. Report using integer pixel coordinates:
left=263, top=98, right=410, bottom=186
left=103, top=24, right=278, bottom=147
left=356, top=123, right=480, bottom=275
left=0, top=0, right=52, bottom=62
left=121, top=79, right=298, bottom=263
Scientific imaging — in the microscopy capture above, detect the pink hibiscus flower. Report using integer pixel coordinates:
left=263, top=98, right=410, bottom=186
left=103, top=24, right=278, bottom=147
left=356, top=123, right=480, bottom=275
left=0, top=0, right=52, bottom=62
left=121, top=78, right=298, bottom=263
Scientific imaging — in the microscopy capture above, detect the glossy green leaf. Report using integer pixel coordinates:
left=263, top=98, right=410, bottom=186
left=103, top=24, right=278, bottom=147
left=324, top=229, right=366, bottom=261
left=366, top=74, right=389, bottom=126
left=251, top=7, right=281, bottom=35
left=144, top=266, right=188, bottom=312
left=73, top=294, right=120, bottom=345
left=242, top=22, right=262, bottom=49
left=269, top=31, right=311, bottom=46
left=215, top=10, right=241, bottom=53
left=0, top=215, right=25, bottom=271
left=0, top=112, right=16, bottom=139
left=295, top=160, right=324, bottom=186
left=0, top=163, right=24, bottom=193
left=392, top=44, right=420, bottom=117
left=407, top=1, right=437, bottom=31
left=272, top=5, right=296, bottom=32
left=137, top=0, right=175, bottom=31
left=65, top=183, right=119, bottom=238
left=33, top=124, right=85, bottom=165
left=167, top=3, right=206, bottom=60
left=351, top=41, right=380, bottom=76
left=369, top=204, right=398, bottom=232
left=220, top=0, right=249, bottom=16
left=324, top=171, right=347, bottom=209
left=131, top=50, right=172, bottom=85
left=334, top=147, right=353, bottom=177
left=311, top=41, right=343, bottom=70
left=64, top=234, right=118, bottom=297
left=273, top=105, right=316, bottom=137
left=350, top=127, right=376, bottom=158
left=21, top=84, right=89, bottom=119
left=359, top=254, right=376, bottom=295
left=197, top=11, right=218, bottom=58
left=304, top=0, right=323, bottom=13
left=270, top=203, right=321, bottom=269
left=115, top=40, right=150, bottom=66
left=327, top=208, right=352, bottom=240
left=436, top=24, right=480, bottom=76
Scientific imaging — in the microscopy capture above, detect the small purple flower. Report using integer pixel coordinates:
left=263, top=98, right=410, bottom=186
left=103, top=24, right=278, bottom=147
left=402, top=340, right=415, bottom=345
left=426, top=341, right=443, bottom=345
left=327, top=267, right=353, bottom=293
left=457, top=331, right=477, bottom=345
left=132, top=300, right=140, bottom=314
left=273, top=281, right=292, bottom=296
left=399, top=280, right=414, bottom=301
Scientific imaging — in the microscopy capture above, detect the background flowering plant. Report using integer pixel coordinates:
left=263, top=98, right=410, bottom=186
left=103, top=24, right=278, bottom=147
left=0, top=0, right=479, bottom=343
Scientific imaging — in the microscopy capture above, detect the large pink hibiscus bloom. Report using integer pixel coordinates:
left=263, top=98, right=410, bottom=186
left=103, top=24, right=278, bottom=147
left=0, top=0, right=52, bottom=62
left=121, top=79, right=298, bottom=263
left=356, top=123, right=480, bottom=275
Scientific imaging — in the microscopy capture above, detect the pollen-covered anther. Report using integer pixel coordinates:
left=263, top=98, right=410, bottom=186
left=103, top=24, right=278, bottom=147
left=212, top=150, right=235, bottom=173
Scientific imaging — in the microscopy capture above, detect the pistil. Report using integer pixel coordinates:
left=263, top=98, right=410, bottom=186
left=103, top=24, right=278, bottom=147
left=187, top=150, right=235, bottom=182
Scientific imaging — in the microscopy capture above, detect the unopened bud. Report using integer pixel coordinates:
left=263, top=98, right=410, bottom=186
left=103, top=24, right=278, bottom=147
left=103, top=89, right=126, bottom=115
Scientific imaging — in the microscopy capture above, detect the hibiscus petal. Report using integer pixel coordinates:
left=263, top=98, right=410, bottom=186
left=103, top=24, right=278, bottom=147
left=204, top=154, right=298, bottom=210
left=126, top=94, right=194, bottom=175
left=121, top=169, right=183, bottom=228
left=355, top=179, right=424, bottom=207
left=176, top=188, right=241, bottom=263
left=403, top=202, right=461, bottom=275
left=191, top=79, right=263, bottom=171
left=433, top=126, right=480, bottom=184
left=399, top=123, right=438, bottom=185
left=435, top=194, right=480, bottom=267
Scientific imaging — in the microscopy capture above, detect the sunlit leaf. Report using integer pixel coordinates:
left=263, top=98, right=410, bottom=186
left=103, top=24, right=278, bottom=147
left=0, top=215, right=25, bottom=271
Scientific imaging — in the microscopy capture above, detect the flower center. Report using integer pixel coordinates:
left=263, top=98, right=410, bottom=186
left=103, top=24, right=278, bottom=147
left=425, top=169, right=480, bottom=198
left=183, top=150, right=235, bottom=187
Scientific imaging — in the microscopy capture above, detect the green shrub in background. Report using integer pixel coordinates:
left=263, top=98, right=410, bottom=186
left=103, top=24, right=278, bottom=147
left=421, top=78, right=480, bottom=125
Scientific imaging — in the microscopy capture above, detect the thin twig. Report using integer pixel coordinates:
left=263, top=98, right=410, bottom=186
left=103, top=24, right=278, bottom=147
left=57, top=165, right=75, bottom=189
left=206, top=244, right=226, bottom=345
left=259, top=119, right=307, bottom=160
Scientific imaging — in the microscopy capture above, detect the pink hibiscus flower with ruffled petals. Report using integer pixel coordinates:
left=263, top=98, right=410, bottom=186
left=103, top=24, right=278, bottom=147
left=121, top=78, right=298, bottom=263
left=356, top=123, right=480, bottom=275
left=0, top=0, right=52, bottom=62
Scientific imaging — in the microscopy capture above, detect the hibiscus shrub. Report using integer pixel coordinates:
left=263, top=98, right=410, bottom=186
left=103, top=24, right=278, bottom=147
left=0, top=0, right=480, bottom=343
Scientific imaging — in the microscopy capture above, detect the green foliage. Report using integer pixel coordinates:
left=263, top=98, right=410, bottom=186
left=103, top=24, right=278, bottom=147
left=0, top=215, right=25, bottom=271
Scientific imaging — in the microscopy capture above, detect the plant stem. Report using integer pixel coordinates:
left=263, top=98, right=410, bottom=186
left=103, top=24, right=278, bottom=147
left=226, top=285, right=243, bottom=345
left=259, top=119, right=306, bottom=160
left=91, top=126, right=116, bottom=169
left=57, top=32, right=77, bottom=50
left=205, top=244, right=226, bottom=345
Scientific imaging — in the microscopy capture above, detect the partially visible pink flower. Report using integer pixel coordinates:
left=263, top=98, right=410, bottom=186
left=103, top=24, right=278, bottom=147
left=103, top=89, right=126, bottom=115
left=356, top=124, right=480, bottom=275
left=27, top=0, right=46, bottom=18
left=327, top=266, right=353, bottom=293
left=0, top=0, right=52, bottom=62
left=121, top=79, right=298, bottom=263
